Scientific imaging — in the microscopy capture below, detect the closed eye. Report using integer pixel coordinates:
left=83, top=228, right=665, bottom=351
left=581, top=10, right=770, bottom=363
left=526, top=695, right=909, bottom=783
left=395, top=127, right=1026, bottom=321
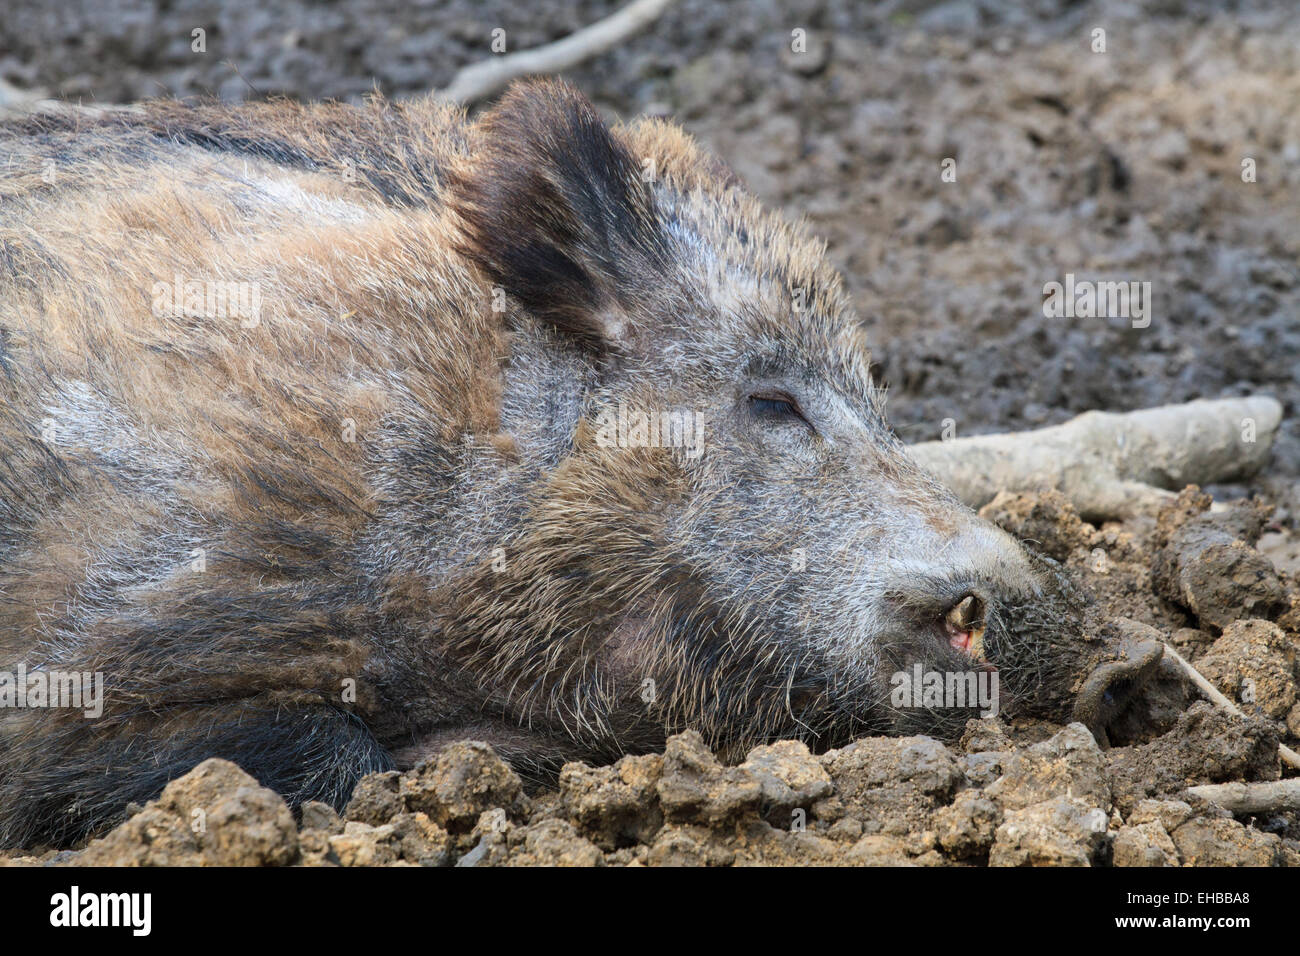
left=748, top=390, right=814, bottom=431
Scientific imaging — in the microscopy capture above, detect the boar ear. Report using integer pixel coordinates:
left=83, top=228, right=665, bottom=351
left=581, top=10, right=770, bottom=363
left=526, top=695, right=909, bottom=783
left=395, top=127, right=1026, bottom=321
left=452, top=79, right=669, bottom=348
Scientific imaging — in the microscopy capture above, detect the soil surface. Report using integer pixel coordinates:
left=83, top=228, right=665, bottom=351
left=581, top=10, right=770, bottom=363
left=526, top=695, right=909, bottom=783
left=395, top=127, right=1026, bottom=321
left=2, top=0, right=1298, bottom=864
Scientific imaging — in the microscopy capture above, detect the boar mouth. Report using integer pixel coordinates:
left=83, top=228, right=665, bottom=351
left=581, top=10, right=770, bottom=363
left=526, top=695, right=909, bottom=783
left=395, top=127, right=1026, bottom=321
left=941, top=593, right=987, bottom=659
left=880, top=563, right=1095, bottom=727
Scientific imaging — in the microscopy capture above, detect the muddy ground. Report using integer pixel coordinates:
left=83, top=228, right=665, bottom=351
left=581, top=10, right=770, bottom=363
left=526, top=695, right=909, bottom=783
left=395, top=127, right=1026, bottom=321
left=2, top=0, right=1299, bottom=864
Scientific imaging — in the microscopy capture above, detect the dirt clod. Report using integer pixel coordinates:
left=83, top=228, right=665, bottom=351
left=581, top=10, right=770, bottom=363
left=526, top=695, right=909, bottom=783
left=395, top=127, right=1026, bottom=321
left=74, top=759, right=299, bottom=867
left=989, top=796, right=1110, bottom=868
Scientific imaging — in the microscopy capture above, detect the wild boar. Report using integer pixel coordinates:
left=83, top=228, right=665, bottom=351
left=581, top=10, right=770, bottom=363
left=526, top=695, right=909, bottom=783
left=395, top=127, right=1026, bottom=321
left=0, top=79, right=1129, bottom=847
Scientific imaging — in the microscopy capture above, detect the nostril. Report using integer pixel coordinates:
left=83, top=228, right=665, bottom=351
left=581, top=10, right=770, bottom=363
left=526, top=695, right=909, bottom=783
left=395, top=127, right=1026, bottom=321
left=1071, top=638, right=1164, bottom=746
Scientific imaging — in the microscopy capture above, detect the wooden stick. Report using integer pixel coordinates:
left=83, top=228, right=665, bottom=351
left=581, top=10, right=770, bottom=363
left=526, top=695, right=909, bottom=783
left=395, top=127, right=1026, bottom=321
left=435, top=0, right=680, bottom=105
left=1184, top=779, right=1300, bottom=813
left=908, top=396, right=1283, bottom=522
left=0, top=79, right=140, bottom=120
left=1162, top=641, right=1300, bottom=771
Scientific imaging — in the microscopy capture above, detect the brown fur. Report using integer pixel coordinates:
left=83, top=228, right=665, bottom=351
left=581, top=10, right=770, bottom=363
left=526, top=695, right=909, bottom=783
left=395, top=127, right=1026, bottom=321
left=0, top=80, right=1091, bottom=848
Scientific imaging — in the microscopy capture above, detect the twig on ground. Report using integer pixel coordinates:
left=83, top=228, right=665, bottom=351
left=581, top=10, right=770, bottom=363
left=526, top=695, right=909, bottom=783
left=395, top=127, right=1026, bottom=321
left=1184, top=779, right=1300, bottom=813
left=434, top=0, right=680, bottom=105
left=0, top=78, right=139, bottom=120
left=1162, top=641, right=1300, bottom=771
left=908, top=396, right=1283, bottom=522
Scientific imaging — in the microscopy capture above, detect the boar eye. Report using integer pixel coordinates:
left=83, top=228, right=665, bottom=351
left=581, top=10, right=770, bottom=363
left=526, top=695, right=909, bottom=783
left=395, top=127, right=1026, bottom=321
left=748, top=390, right=813, bottom=431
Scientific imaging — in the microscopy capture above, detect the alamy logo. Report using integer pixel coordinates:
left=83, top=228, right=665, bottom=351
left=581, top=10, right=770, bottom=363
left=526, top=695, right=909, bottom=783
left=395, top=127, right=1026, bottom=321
left=890, top=665, right=1000, bottom=718
left=1042, top=273, right=1151, bottom=328
left=594, top=403, right=706, bottom=459
left=151, top=274, right=262, bottom=328
left=0, top=664, right=103, bottom=718
left=50, top=886, right=151, bottom=936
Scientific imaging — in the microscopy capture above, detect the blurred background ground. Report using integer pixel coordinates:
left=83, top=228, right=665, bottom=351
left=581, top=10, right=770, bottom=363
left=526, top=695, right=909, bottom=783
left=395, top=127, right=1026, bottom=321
left=3, top=0, right=1298, bottom=523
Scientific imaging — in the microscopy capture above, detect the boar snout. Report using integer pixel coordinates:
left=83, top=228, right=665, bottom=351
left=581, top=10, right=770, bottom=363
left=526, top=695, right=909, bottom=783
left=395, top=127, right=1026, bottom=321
left=869, top=522, right=1100, bottom=735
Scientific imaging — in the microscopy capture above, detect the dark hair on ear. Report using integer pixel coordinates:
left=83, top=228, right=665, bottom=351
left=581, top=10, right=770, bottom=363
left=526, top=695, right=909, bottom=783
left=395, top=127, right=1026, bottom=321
left=451, top=78, right=670, bottom=347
